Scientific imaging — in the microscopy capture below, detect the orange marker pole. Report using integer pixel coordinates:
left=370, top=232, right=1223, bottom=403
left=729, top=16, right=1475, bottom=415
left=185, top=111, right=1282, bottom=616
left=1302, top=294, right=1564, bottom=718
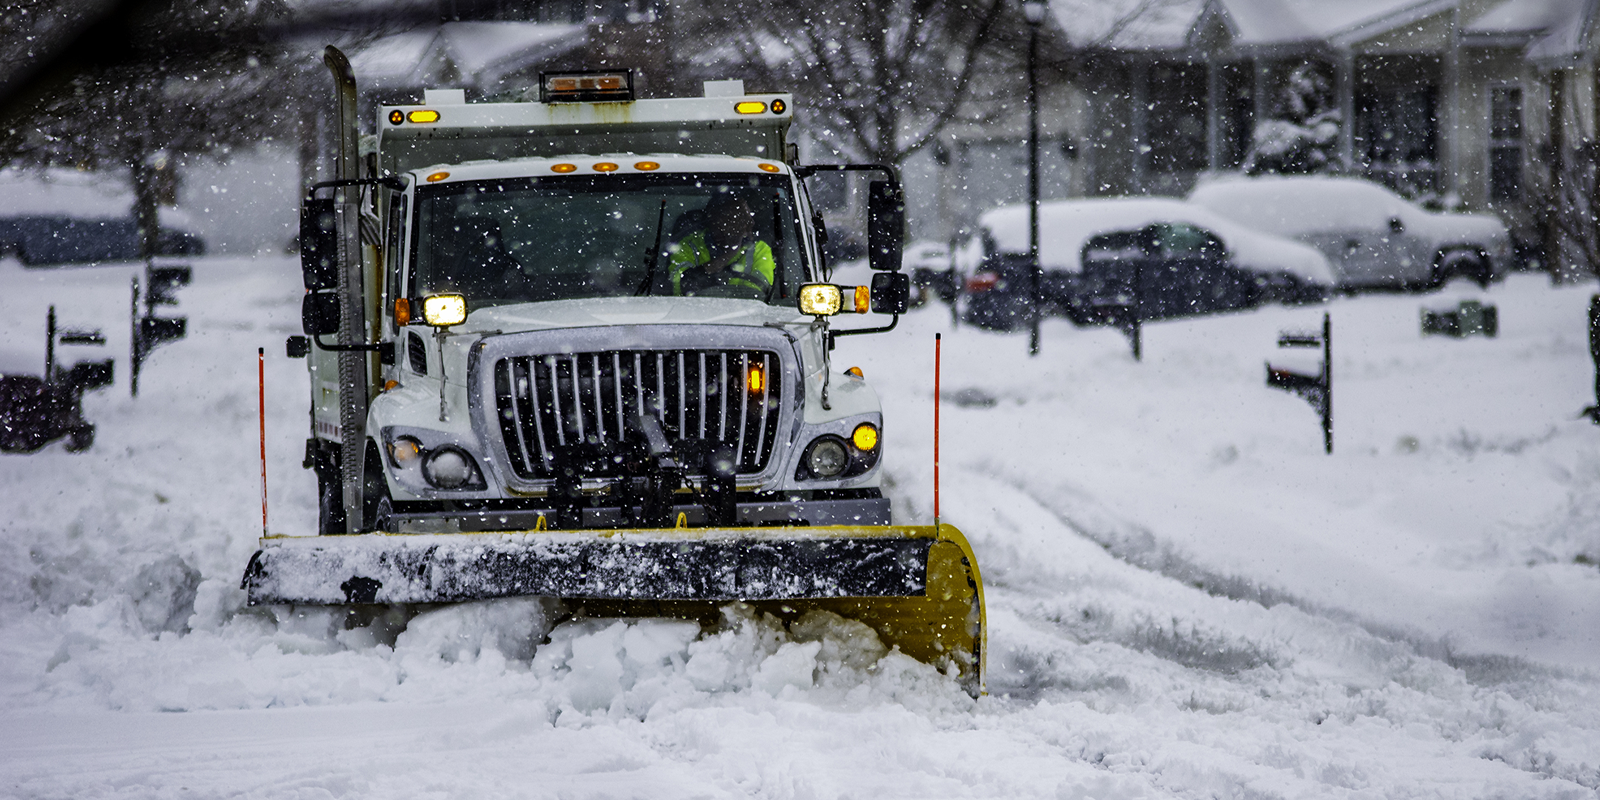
left=258, top=347, right=268, bottom=538
left=934, top=333, right=942, bottom=529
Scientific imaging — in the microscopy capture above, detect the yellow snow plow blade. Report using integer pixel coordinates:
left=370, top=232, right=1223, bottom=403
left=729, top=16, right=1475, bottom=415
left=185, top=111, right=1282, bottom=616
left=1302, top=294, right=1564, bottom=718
left=243, top=523, right=985, bottom=693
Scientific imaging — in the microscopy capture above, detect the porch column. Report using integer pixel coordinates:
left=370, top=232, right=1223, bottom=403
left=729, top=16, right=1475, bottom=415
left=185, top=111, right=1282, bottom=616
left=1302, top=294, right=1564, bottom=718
left=1207, top=55, right=1223, bottom=172
left=1339, top=50, right=1355, bottom=172
left=1546, top=70, right=1566, bottom=278
left=1132, top=60, right=1148, bottom=188
left=1443, top=6, right=1461, bottom=199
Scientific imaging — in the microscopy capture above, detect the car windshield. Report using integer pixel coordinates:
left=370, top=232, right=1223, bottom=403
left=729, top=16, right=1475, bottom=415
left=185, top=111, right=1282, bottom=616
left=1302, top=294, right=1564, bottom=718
left=410, top=173, right=809, bottom=307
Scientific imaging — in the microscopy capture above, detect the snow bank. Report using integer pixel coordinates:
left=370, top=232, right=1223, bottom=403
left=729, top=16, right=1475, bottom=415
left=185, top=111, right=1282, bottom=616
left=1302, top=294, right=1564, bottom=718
left=1, top=250, right=1598, bottom=797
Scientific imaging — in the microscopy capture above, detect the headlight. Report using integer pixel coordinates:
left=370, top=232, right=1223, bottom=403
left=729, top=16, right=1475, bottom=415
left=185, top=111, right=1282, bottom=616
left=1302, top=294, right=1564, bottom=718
left=423, top=447, right=480, bottom=489
left=798, top=284, right=842, bottom=316
left=805, top=438, right=849, bottom=478
left=422, top=293, right=467, bottom=327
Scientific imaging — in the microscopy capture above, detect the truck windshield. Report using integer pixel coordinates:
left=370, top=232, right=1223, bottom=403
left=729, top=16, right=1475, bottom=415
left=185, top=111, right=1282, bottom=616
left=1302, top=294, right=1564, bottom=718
left=410, top=173, right=809, bottom=307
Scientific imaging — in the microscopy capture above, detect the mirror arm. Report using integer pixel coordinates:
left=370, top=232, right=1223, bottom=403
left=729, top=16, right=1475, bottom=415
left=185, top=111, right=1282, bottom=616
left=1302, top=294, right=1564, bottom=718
left=827, top=313, right=899, bottom=342
left=305, top=176, right=407, bottom=202
left=313, top=335, right=393, bottom=359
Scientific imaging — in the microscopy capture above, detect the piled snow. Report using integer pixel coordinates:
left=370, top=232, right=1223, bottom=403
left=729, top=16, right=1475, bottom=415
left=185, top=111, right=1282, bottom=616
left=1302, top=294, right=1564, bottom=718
left=0, top=251, right=1598, bottom=796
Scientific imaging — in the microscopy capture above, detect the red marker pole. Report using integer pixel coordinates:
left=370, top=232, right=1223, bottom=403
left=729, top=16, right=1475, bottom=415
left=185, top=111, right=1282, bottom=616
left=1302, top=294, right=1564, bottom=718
left=934, top=333, right=942, bottom=530
left=258, top=347, right=268, bottom=538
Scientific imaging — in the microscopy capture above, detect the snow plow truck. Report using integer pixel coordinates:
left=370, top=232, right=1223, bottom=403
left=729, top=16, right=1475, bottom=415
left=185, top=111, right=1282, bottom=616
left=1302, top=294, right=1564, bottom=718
left=242, top=48, right=985, bottom=693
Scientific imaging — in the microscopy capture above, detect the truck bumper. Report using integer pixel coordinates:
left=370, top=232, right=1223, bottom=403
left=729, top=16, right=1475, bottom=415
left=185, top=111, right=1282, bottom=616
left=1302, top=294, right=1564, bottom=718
left=387, top=494, right=891, bottom=533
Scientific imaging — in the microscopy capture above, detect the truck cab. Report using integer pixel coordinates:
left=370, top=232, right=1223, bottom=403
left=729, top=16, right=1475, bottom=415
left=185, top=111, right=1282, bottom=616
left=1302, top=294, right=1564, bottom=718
left=297, top=72, right=909, bottom=535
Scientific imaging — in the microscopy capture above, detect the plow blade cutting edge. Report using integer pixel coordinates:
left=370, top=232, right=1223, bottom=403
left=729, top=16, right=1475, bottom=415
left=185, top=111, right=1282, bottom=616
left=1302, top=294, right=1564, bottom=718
left=243, top=524, right=985, bottom=694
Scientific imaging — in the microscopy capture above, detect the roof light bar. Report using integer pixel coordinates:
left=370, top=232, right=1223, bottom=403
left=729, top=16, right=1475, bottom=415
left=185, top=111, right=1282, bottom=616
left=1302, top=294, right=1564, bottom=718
left=540, top=70, right=635, bottom=103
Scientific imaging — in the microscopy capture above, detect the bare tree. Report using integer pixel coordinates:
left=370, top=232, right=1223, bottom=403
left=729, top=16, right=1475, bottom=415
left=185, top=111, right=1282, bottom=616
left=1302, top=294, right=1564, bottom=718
left=679, top=0, right=1016, bottom=166
left=681, top=0, right=1187, bottom=168
left=0, top=0, right=306, bottom=257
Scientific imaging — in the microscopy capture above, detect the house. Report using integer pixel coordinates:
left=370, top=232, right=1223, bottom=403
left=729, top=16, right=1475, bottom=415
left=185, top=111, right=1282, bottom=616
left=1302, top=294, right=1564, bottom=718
left=931, top=0, right=1599, bottom=274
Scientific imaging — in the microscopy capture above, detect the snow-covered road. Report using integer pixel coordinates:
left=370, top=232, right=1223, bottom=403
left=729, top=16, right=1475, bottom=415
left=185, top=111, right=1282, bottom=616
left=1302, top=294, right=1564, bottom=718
left=1, top=255, right=1596, bottom=798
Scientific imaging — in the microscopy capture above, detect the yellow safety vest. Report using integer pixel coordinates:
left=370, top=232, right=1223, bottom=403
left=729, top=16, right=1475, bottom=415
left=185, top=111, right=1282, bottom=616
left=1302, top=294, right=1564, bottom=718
left=669, top=232, right=776, bottom=296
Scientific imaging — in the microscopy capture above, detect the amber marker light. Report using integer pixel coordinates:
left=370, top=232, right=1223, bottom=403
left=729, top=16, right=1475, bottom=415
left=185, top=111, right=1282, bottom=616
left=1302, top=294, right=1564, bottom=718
left=757, top=162, right=780, bottom=173
left=845, top=366, right=864, bottom=379
left=634, top=161, right=660, bottom=171
left=747, top=364, right=765, bottom=393
left=388, top=110, right=404, bottom=125
left=735, top=101, right=766, bottom=114
left=390, top=436, right=422, bottom=464
left=771, top=99, right=787, bottom=114
left=593, top=162, right=619, bottom=172
left=426, top=171, right=450, bottom=183
left=407, top=109, right=440, bottom=124
left=551, top=163, right=577, bottom=173
left=853, top=285, right=870, bottom=313
left=852, top=423, right=879, bottom=452
left=394, top=297, right=411, bottom=326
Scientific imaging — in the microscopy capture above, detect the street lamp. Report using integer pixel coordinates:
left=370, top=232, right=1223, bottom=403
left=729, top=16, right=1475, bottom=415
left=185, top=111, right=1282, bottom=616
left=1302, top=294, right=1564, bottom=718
left=1023, top=0, right=1045, bottom=356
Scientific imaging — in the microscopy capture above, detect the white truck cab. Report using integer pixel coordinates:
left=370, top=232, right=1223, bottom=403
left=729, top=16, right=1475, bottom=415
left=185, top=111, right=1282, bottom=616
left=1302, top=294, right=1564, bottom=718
left=293, top=69, right=911, bottom=535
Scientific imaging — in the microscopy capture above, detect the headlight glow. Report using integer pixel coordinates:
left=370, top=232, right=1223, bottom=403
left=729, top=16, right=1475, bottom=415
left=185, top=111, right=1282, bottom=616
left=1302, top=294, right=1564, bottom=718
left=798, top=284, right=842, bottom=316
left=422, top=294, right=467, bottom=327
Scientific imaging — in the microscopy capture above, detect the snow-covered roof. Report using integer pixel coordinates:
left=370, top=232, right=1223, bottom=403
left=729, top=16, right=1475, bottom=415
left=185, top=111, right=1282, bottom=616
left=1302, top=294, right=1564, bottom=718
left=1521, top=0, right=1596, bottom=65
left=1202, top=0, right=1455, bottom=48
left=971, top=196, right=1334, bottom=283
left=0, top=168, right=133, bottom=219
left=350, top=22, right=586, bottom=92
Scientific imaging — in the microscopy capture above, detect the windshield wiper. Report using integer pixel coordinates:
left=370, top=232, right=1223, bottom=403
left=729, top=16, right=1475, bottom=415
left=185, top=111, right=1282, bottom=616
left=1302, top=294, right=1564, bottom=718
left=634, top=199, right=669, bottom=297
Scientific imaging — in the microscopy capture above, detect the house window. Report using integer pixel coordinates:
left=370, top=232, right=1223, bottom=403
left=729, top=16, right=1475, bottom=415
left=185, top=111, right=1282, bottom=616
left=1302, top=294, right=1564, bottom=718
left=1145, top=64, right=1209, bottom=174
left=1489, top=86, right=1523, bottom=201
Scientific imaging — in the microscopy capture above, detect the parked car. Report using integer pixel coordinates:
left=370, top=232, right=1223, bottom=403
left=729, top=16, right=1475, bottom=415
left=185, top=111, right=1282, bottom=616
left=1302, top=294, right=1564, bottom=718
left=1187, top=174, right=1511, bottom=291
left=955, top=198, right=1334, bottom=331
left=0, top=168, right=205, bottom=267
left=905, top=240, right=958, bottom=307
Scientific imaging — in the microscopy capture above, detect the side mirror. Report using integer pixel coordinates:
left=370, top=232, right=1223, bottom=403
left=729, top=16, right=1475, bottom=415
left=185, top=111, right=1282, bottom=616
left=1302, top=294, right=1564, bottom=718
left=867, top=180, right=904, bottom=271
left=300, top=197, right=338, bottom=291
left=871, top=271, right=910, bottom=314
left=302, top=292, right=340, bottom=337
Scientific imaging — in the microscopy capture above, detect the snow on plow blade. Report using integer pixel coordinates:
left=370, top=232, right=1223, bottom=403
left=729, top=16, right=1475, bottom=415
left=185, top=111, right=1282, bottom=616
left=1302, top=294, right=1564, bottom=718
left=243, top=524, right=985, bottom=692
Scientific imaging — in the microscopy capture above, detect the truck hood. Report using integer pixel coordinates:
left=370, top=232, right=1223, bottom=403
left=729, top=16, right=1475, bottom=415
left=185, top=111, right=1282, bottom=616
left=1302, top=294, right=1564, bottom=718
left=454, top=296, right=811, bottom=334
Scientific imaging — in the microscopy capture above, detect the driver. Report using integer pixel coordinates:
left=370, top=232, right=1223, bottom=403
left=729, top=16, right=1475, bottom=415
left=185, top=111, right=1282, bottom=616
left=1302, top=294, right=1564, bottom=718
left=668, top=193, right=775, bottom=298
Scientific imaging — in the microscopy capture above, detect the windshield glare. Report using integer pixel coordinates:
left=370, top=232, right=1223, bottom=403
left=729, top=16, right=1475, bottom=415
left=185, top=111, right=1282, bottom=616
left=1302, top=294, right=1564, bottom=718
left=410, top=173, right=808, bottom=307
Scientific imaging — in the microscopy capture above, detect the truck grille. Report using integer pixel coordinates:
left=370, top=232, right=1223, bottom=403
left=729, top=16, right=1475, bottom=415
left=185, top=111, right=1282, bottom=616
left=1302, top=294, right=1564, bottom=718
left=493, top=349, right=782, bottom=480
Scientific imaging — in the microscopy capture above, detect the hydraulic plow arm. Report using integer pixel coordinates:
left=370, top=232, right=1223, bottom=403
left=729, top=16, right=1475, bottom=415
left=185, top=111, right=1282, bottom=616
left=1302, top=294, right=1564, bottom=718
left=244, top=524, right=985, bottom=694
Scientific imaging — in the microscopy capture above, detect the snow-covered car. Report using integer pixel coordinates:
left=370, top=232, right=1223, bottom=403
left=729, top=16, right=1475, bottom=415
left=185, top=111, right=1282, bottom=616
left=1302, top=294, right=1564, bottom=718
left=904, top=240, right=957, bottom=307
left=1187, top=174, right=1511, bottom=291
left=955, top=198, right=1334, bottom=330
left=0, top=168, right=205, bottom=267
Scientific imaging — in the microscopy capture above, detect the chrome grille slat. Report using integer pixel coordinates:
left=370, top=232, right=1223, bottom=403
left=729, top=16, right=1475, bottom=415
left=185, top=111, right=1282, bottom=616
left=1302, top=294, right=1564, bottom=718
left=756, top=352, right=770, bottom=458
left=495, top=347, right=782, bottom=480
left=718, top=353, right=728, bottom=441
left=613, top=353, right=624, bottom=438
left=736, top=352, right=749, bottom=463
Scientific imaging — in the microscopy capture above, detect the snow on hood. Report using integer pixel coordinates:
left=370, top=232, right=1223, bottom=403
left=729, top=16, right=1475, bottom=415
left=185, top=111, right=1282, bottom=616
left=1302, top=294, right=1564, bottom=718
left=973, top=197, right=1336, bottom=284
left=455, top=295, right=809, bottom=334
